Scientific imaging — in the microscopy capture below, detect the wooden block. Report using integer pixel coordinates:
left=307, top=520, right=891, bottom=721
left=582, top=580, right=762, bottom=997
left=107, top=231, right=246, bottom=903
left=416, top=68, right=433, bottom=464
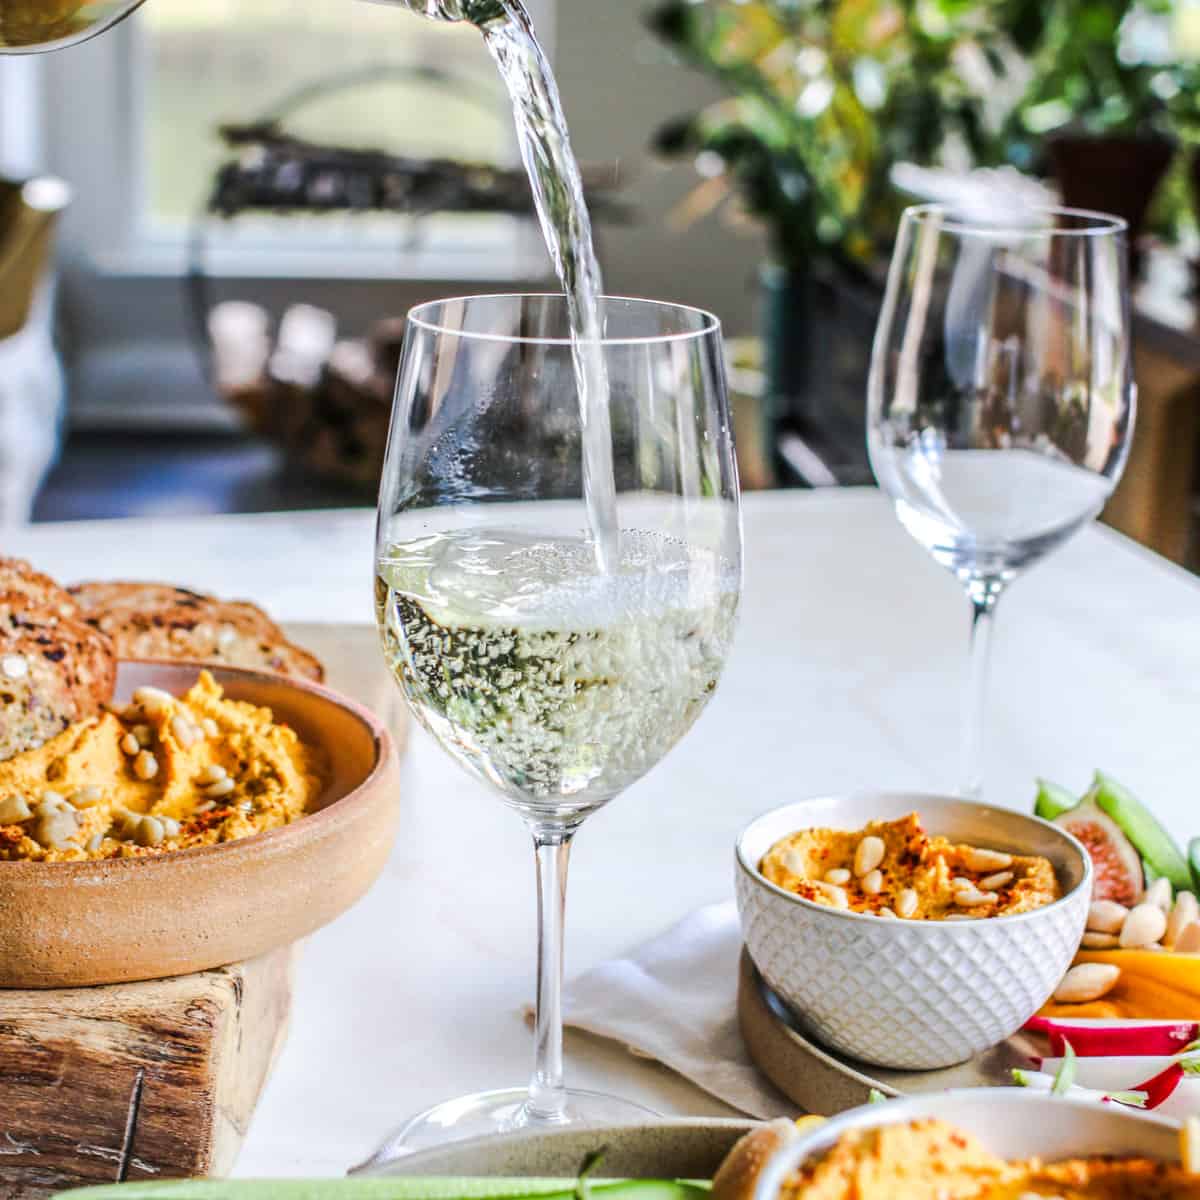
left=0, top=945, right=295, bottom=1199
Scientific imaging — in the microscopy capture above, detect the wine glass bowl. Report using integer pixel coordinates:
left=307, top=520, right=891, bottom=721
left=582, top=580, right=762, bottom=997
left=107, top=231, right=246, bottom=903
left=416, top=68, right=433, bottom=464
left=867, top=206, right=1134, bottom=797
left=373, top=292, right=741, bottom=1152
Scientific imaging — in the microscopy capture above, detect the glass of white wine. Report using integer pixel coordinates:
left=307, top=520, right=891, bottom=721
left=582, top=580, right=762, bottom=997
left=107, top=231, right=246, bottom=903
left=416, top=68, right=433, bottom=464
left=868, top=205, right=1134, bottom=800
left=371, top=293, right=742, bottom=1156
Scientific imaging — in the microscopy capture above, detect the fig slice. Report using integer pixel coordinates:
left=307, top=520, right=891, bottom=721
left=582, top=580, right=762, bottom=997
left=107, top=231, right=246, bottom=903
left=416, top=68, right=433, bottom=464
left=1055, top=796, right=1144, bottom=905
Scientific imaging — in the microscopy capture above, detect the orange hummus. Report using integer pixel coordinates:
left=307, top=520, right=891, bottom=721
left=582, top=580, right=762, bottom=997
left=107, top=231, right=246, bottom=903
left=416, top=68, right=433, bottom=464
left=0, top=671, right=325, bottom=862
left=781, top=1118, right=1196, bottom=1199
left=761, top=812, right=1060, bottom=919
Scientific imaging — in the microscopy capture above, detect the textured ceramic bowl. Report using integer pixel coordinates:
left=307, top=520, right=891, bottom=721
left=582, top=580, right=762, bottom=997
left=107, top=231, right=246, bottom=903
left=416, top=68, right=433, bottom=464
left=366, top=1119, right=757, bottom=1179
left=735, top=793, right=1090, bottom=1069
left=753, top=1089, right=1181, bottom=1200
left=0, top=661, right=401, bottom=988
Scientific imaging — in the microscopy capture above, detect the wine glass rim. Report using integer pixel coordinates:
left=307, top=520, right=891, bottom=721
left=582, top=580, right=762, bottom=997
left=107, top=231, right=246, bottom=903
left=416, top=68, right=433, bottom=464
left=902, top=203, right=1128, bottom=238
left=405, top=292, right=723, bottom=346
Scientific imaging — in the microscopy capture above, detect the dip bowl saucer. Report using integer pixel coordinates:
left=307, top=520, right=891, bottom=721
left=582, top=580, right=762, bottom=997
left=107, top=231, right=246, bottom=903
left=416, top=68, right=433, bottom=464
left=0, top=660, right=400, bottom=988
left=735, top=792, right=1091, bottom=1069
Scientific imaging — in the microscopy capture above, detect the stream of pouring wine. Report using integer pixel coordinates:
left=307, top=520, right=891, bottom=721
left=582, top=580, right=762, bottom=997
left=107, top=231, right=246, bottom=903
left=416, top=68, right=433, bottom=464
left=480, top=1, right=619, bottom=573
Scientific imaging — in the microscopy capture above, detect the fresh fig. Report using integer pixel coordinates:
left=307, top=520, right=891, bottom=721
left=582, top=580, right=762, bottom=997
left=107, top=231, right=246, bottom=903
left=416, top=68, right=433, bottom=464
left=1054, top=798, right=1144, bottom=905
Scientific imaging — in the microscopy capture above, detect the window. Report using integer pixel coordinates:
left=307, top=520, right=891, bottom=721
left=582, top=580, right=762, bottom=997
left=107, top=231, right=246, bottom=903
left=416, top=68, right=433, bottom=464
left=39, top=0, right=553, bottom=279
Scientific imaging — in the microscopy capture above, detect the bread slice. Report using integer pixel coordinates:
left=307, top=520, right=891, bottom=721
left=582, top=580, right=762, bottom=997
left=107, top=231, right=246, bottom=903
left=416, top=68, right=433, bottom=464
left=0, top=557, right=79, bottom=620
left=0, top=592, right=117, bottom=762
left=68, top=581, right=324, bottom=682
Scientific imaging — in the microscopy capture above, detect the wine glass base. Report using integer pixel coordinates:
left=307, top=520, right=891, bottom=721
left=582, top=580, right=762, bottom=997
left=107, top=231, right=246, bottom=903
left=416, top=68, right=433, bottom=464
left=354, top=1087, right=663, bottom=1171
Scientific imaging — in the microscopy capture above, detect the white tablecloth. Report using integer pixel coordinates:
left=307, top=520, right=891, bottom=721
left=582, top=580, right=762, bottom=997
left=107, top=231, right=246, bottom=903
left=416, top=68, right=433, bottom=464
left=10, top=489, right=1200, bottom=1174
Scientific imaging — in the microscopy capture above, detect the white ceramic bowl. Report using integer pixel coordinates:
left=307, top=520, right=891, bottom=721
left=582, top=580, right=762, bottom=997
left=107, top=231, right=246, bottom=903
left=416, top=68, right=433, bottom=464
left=735, top=793, right=1090, bottom=1069
left=752, top=1089, right=1181, bottom=1200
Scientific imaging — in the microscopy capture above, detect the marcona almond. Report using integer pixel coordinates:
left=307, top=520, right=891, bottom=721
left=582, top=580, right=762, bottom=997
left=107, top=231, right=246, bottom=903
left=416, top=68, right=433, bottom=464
left=1142, top=876, right=1173, bottom=912
left=1087, top=900, right=1129, bottom=935
left=1175, top=922, right=1200, bottom=954
left=954, top=887, right=998, bottom=908
left=854, top=836, right=885, bottom=878
left=1081, top=931, right=1120, bottom=949
left=1054, top=963, right=1121, bottom=1004
left=1167, top=892, right=1200, bottom=947
left=962, top=847, right=1013, bottom=872
left=1119, top=902, right=1168, bottom=949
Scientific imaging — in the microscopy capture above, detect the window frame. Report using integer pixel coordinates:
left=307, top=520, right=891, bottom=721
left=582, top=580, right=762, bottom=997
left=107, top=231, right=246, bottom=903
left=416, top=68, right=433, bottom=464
left=38, top=1, right=554, bottom=282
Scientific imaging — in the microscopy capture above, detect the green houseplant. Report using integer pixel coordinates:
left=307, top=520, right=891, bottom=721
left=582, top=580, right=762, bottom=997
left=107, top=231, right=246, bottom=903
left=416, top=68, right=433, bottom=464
left=1005, top=0, right=1177, bottom=264
left=645, top=0, right=1019, bottom=441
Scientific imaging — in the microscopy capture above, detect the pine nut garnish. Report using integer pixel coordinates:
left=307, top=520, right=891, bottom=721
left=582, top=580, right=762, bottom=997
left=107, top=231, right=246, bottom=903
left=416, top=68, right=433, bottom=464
left=202, top=718, right=219, bottom=738
left=33, top=808, right=78, bottom=849
left=133, top=751, right=159, bottom=781
left=815, top=881, right=849, bottom=909
left=135, top=815, right=165, bottom=847
left=197, top=763, right=228, bottom=784
left=203, top=776, right=235, bottom=798
left=171, top=715, right=199, bottom=748
left=896, top=888, right=919, bottom=919
left=945, top=913, right=977, bottom=921
left=861, top=868, right=883, bottom=895
left=962, top=847, right=1013, bottom=872
left=196, top=800, right=216, bottom=813
left=132, top=686, right=173, bottom=716
left=854, top=836, right=885, bottom=877
left=86, top=833, right=103, bottom=853
left=0, top=794, right=31, bottom=823
left=132, top=724, right=154, bottom=748
left=877, top=907, right=898, bottom=919
left=979, top=871, right=1013, bottom=892
left=954, top=887, right=998, bottom=908
left=161, top=816, right=181, bottom=839
left=120, top=733, right=140, bottom=756
left=39, top=790, right=67, bottom=810
left=69, top=785, right=104, bottom=809
left=1, top=653, right=28, bottom=679
left=824, top=868, right=851, bottom=885
left=951, top=876, right=974, bottom=890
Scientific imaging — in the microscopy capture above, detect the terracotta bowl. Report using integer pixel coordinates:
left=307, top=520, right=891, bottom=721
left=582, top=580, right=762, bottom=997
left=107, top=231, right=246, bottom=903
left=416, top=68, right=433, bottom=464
left=0, top=661, right=401, bottom=988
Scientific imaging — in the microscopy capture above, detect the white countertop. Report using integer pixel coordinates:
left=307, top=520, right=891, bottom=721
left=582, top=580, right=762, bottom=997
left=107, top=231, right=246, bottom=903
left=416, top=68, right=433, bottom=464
left=9, top=488, right=1200, bottom=1175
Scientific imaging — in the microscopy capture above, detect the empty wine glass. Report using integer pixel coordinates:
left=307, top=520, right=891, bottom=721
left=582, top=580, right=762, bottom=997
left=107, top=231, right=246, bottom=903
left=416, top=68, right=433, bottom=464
left=867, top=206, right=1134, bottom=799
left=369, top=293, right=742, bottom=1158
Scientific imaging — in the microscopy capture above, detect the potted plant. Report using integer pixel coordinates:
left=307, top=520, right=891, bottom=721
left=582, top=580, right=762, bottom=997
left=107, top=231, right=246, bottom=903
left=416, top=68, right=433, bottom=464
left=645, top=0, right=1014, bottom=454
left=1004, top=0, right=1176, bottom=269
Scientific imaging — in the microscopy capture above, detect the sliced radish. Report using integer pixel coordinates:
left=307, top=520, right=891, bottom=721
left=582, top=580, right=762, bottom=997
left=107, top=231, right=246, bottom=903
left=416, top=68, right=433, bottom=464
left=1023, top=1017, right=1199, bottom=1057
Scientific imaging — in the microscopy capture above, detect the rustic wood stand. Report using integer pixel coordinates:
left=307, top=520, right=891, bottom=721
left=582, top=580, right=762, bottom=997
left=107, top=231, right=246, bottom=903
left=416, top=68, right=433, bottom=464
left=0, top=946, right=295, bottom=1199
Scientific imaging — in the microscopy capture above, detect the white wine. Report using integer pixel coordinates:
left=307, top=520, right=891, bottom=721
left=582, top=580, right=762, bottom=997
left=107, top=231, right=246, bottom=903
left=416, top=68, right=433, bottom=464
left=376, top=528, right=737, bottom=816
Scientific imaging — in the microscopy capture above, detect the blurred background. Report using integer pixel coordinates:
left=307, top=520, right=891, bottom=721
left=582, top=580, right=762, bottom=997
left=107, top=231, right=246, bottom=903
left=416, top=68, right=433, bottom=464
left=3, top=0, right=1200, bottom=567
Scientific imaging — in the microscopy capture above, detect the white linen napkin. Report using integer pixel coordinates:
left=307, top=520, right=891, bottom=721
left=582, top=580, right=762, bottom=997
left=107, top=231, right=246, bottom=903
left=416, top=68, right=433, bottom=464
left=551, top=900, right=794, bottom=1118
left=551, top=901, right=1200, bottom=1123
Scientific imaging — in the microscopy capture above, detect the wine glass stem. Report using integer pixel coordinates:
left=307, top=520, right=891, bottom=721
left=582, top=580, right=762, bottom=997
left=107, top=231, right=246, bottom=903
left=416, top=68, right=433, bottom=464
left=961, top=579, right=1003, bottom=801
left=527, top=825, right=575, bottom=1123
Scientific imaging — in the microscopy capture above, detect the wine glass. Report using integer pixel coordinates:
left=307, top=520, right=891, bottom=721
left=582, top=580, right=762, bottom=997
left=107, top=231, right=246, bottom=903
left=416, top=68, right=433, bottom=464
left=867, top=205, right=1134, bottom=799
left=369, top=293, right=742, bottom=1157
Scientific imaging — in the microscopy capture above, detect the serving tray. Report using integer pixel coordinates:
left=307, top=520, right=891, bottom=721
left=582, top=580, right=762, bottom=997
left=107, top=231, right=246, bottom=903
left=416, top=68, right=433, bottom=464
left=737, top=948, right=1032, bottom=1114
